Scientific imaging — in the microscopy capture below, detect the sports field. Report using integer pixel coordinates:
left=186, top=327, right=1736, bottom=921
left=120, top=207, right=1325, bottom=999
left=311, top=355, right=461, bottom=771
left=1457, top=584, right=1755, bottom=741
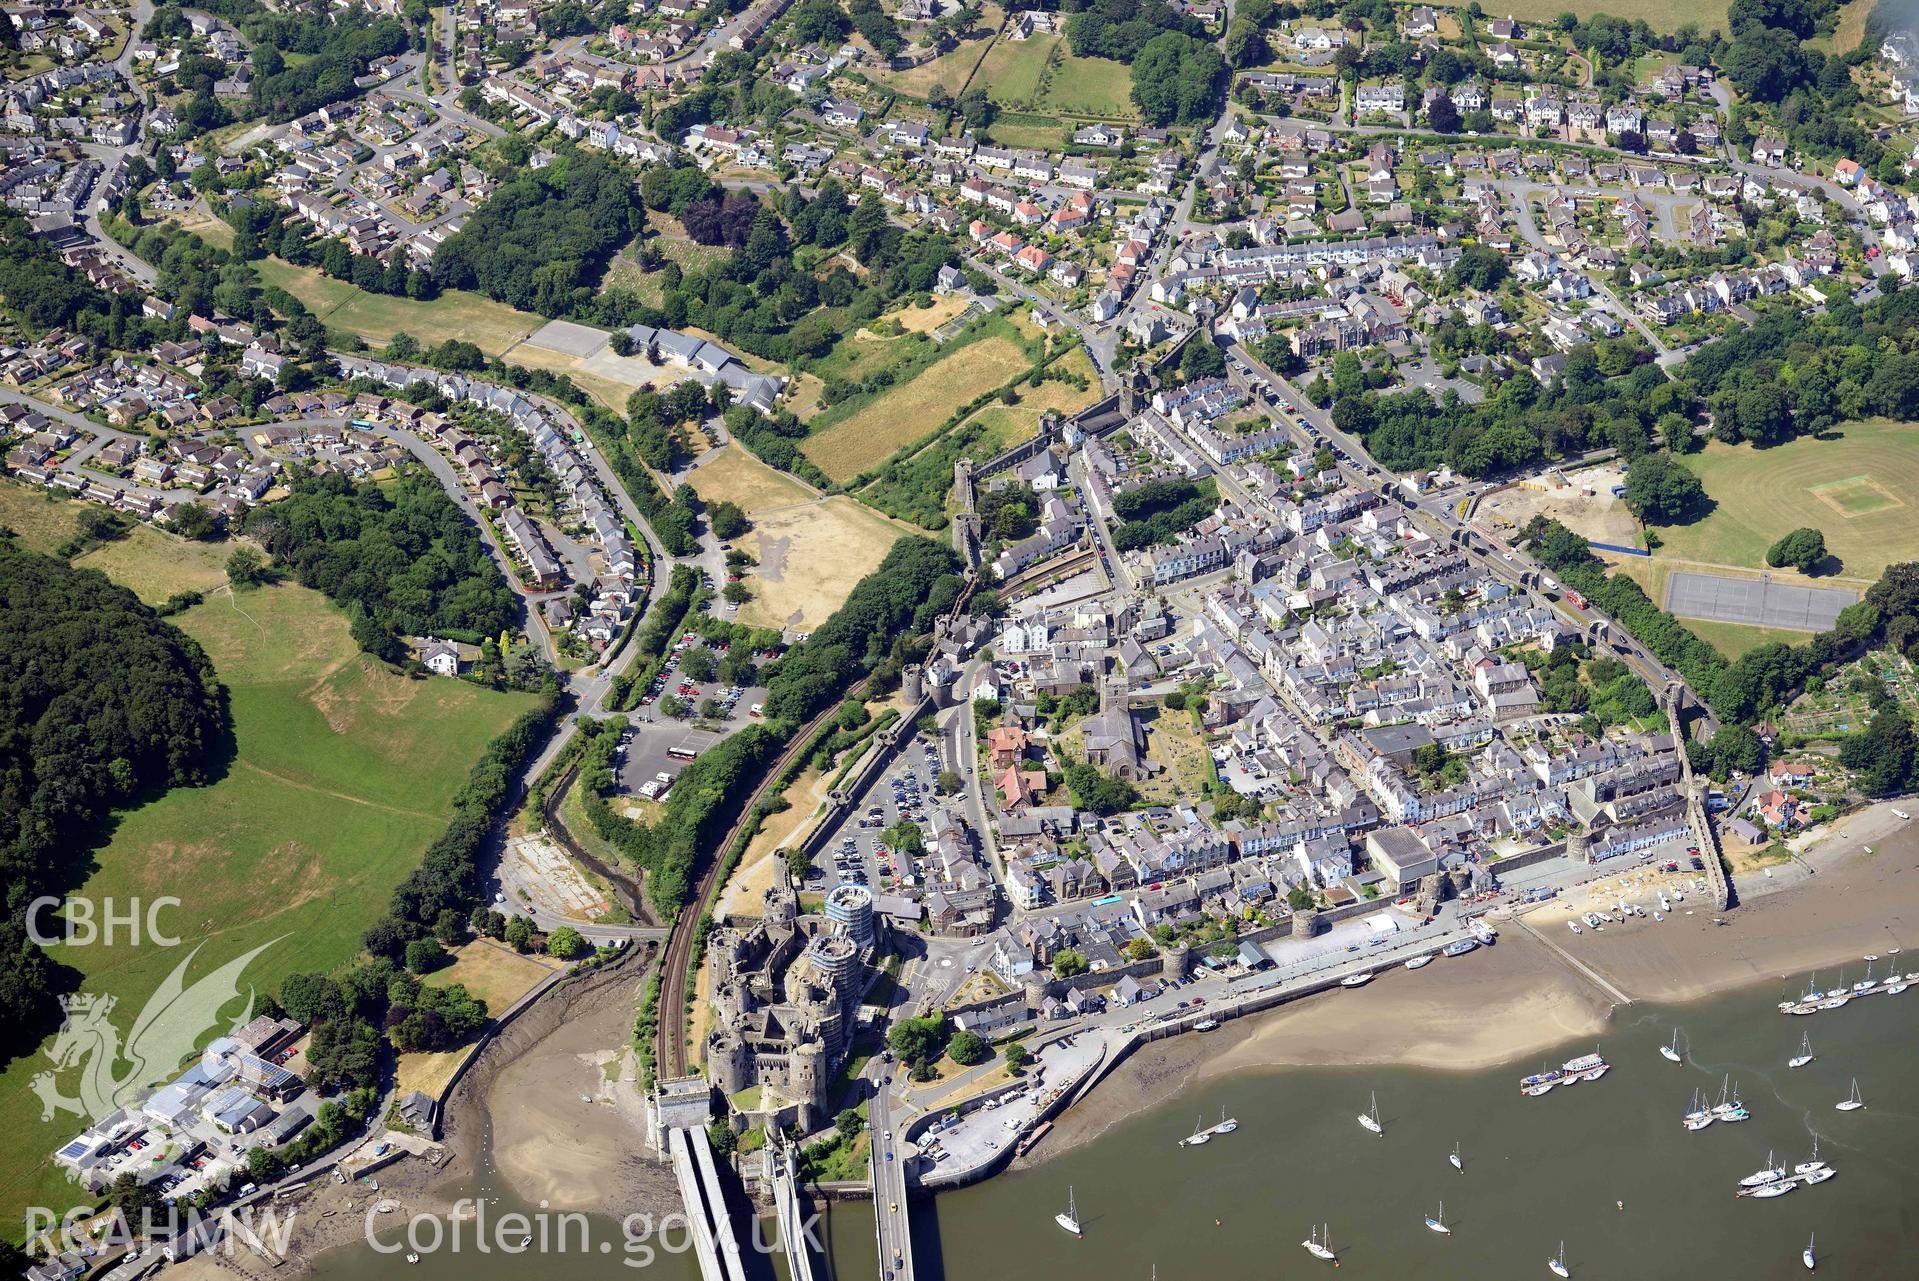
left=0, top=582, right=538, bottom=1226
left=688, top=445, right=906, bottom=630
left=1652, top=420, right=1919, bottom=583
left=802, top=335, right=1036, bottom=484
left=255, top=258, right=542, bottom=356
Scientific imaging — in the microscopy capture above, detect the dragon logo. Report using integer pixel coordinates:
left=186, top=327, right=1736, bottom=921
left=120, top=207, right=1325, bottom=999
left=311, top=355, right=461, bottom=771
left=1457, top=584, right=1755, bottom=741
left=32, top=940, right=282, bottom=1125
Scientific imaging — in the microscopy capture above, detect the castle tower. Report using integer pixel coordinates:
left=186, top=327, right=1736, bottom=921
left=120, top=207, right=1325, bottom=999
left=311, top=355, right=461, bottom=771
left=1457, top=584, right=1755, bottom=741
left=806, top=931, right=862, bottom=1014
left=788, top=1040, right=830, bottom=1133
left=824, top=883, right=877, bottom=950
left=903, top=663, right=926, bottom=704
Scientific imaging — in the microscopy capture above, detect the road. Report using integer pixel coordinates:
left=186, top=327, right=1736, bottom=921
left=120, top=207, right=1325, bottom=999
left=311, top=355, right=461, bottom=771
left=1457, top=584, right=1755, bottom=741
left=869, top=1079, right=915, bottom=1281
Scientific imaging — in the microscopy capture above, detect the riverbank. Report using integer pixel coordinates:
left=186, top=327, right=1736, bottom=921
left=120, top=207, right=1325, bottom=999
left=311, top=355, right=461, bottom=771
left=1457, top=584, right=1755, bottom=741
left=173, top=952, right=677, bottom=1280
left=1024, top=820, right=1919, bottom=1169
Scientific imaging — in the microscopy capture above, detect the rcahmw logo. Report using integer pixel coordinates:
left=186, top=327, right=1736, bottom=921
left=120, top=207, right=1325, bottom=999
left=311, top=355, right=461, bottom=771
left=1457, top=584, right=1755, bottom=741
left=26, top=895, right=183, bottom=947
left=31, top=939, right=284, bottom=1124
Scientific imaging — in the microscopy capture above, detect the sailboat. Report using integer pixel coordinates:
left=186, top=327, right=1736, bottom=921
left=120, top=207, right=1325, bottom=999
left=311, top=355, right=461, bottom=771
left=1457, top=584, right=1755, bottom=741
left=1214, top=1105, right=1238, bottom=1135
left=1804, top=1231, right=1816, bottom=1271
left=1302, top=1223, right=1336, bottom=1261
left=1836, top=1079, right=1866, bottom=1112
left=1853, top=959, right=1878, bottom=994
left=1795, top=1137, right=1827, bottom=1175
left=1661, top=1028, right=1682, bottom=1063
left=1055, top=1186, right=1082, bottom=1237
left=1449, top=1141, right=1463, bottom=1172
left=1683, top=1087, right=1715, bottom=1131
left=1179, top=1114, right=1211, bottom=1147
left=1740, top=1150, right=1786, bottom=1188
left=1358, top=1091, right=1383, bottom=1136
left=1549, top=1240, right=1571, bottom=1279
left=1425, top=1201, right=1451, bottom=1235
left=1790, top=1031, right=1814, bottom=1069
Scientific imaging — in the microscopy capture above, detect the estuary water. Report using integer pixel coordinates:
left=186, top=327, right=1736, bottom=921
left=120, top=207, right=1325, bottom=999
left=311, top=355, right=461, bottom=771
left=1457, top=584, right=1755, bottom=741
left=311, top=967, right=1919, bottom=1281
left=833, top=970, right=1919, bottom=1281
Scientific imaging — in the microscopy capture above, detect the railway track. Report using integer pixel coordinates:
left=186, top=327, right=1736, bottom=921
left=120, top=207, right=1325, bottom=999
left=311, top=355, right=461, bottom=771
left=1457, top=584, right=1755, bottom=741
left=651, top=576, right=979, bottom=1079
left=653, top=686, right=865, bottom=1079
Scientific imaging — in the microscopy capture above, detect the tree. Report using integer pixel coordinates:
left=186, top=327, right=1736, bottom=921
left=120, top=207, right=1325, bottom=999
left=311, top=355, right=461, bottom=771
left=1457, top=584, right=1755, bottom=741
left=1766, top=527, right=1828, bottom=573
left=681, top=645, right=717, bottom=682
left=1130, top=32, right=1227, bottom=125
left=836, top=1107, right=862, bottom=1138
left=1288, top=883, right=1314, bottom=912
left=226, top=544, right=274, bottom=588
left=1052, top=948, right=1088, bottom=978
left=1620, top=453, right=1706, bottom=524
left=1182, top=337, right=1226, bottom=380
left=937, top=768, right=962, bottom=795
left=887, top=1012, right=949, bottom=1069
left=404, top=936, right=448, bottom=973
left=1427, top=92, right=1460, bottom=133
left=504, top=914, right=534, bottom=952
left=1003, top=1042, right=1031, bottom=1072
left=1064, top=761, right=1139, bottom=815
left=706, top=1119, right=738, bottom=1157
left=1840, top=708, right=1918, bottom=796
left=947, top=1028, right=989, bottom=1066
left=709, top=501, right=750, bottom=540
left=547, top=926, right=588, bottom=959
left=882, top=819, right=925, bottom=856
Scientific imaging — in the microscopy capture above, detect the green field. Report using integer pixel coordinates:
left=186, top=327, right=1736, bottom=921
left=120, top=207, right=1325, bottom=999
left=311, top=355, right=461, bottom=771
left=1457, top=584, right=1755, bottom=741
left=255, top=258, right=543, bottom=356
left=1651, top=420, right=1919, bottom=583
left=975, top=34, right=1136, bottom=120
left=1476, top=0, right=1729, bottom=35
left=0, top=581, right=538, bottom=1227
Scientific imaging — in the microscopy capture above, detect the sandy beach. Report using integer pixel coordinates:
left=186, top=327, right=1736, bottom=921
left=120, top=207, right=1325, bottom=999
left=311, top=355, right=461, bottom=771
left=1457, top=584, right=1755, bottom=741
left=1028, top=808, right=1919, bottom=1168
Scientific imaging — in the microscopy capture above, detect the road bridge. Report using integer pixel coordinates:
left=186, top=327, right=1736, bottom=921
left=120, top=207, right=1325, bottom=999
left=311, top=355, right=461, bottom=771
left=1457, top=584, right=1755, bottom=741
left=869, top=1083, right=916, bottom=1281
left=667, top=1125, right=747, bottom=1281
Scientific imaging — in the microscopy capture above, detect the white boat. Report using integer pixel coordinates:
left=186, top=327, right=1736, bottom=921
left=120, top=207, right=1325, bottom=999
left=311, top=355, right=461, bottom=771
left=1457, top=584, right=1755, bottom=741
left=405, top=1255, right=420, bottom=1265
left=1302, top=1224, right=1336, bottom=1261
left=1887, top=981, right=1909, bottom=995
left=1747, top=1180, right=1796, bottom=1199
left=1799, top=1166, right=1836, bottom=1186
left=1055, top=1186, right=1082, bottom=1236
left=1340, top=971, right=1374, bottom=988
left=1853, top=961, right=1877, bottom=994
left=1443, top=937, right=1479, bottom=958
left=1564, top=1050, right=1608, bottom=1082
left=1193, top=1017, right=1221, bottom=1030
left=1836, top=1079, right=1866, bottom=1112
left=1795, top=1138, right=1827, bottom=1175
left=1425, top=1201, right=1451, bottom=1235
left=1405, top=954, right=1435, bottom=970
left=1522, top=1066, right=1563, bottom=1096
left=1358, top=1091, right=1383, bottom=1136
left=1683, top=1088, right=1715, bottom=1131
left=1804, top=1231, right=1816, bottom=1271
left=1740, top=1150, right=1786, bottom=1188
left=1449, top=1141, right=1462, bottom=1173
left=1179, top=1115, right=1211, bottom=1147
left=1568, top=921, right=1581, bottom=935
left=1789, top=1031, right=1814, bottom=1069
left=1214, top=1106, right=1238, bottom=1134
left=1471, top=919, right=1497, bottom=944
left=1661, top=1029, right=1682, bottom=1063
left=1817, top=993, right=1850, bottom=1010
left=1549, top=1240, right=1571, bottom=1279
